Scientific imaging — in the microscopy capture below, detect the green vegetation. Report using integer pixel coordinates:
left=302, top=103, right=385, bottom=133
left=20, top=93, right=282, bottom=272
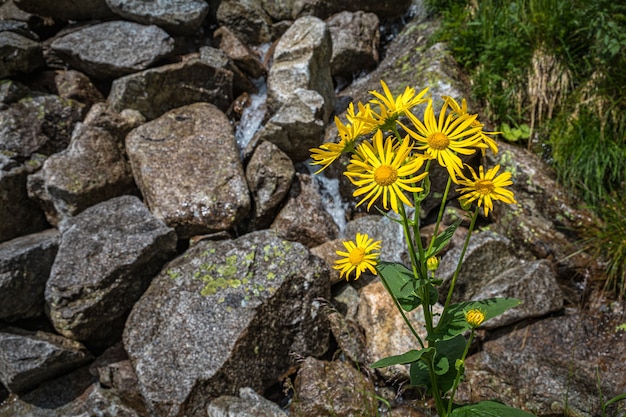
left=426, top=0, right=626, bottom=297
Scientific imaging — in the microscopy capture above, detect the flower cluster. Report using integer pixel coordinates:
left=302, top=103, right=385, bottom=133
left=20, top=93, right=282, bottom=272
left=309, top=80, right=517, bottom=280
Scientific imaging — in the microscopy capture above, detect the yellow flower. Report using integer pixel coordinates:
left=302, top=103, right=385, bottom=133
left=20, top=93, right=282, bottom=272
left=309, top=139, right=350, bottom=174
left=443, top=95, right=499, bottom=155
left=345, top=130, right=427, bottom=213
left=427, top=256, right=440, bottom=272
left=456, top=164, right=517, bottom=217
left=358, top=80, right=429, bottom=132
left=402, top=99, right=485, bottom=182
left=334, top=232, right=382, bottom=280
left=465, top=308, right=486, bottom=328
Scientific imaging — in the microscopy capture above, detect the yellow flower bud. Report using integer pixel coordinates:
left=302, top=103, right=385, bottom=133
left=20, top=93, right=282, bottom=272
left=426, top=256, right=440, bottom=271
left=465, top=308, right=486, bottom=328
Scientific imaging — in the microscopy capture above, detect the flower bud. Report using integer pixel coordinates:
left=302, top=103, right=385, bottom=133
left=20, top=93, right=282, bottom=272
left=465, top=308, right=486, bottom=328
left=426, top=256, right=439, bottom=272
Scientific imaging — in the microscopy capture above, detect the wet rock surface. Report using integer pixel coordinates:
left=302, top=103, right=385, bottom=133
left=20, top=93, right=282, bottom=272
left=0, top=1, right=624, bottom=416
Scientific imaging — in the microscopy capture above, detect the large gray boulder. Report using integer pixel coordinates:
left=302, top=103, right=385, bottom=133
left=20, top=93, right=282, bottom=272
left=105, top=0, right=209, bottom=35
left=13, top=0, right=115, bottom=20
left=50, top=21, right=174, bottom=79
left=123, top=230, right=330, bottom=417
left=107, top=55, right=234, bottom=120
left=45, top=195, right=178, bottom=347
left=260, top=15, right=335, bottom=162
left=27, top=104, right=142, bottom=226
left=0, top=31, right=43, bottom=78
left=125, top=102, right=250, bottom=239
left=0, top=229, right=59, bottom=321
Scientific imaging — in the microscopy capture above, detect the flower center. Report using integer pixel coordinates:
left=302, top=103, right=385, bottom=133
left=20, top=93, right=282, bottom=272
left=475, top=179, right=495, bottom=195
left=428, top=132, right=450, bottom=150
left=374, top=165, right=398, bottom=186
left=348, top=248, right=366, bottom=265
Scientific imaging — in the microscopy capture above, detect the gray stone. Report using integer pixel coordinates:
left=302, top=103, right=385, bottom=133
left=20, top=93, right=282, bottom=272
left=13, top=0, right=115, bottom=20
left=271, top=173, right=338, bottom=248
left=199, top=46, right=257, bottom=96
left=216, top=0, right=273, bottom=45
left=207, top=387, right=288, bottom=417
left=262, top=15, right=335, bottom=161
left=0, top=93, right=86, bottom=157
left=45, top=195, right=178, bottom=346
left=123, top=230, right=330, bottom=417
left=126, top=102, right=250, bottom=239
left=213, top=26, right=266, bottom=79
left=293, top=0, right=412, bottom=19
left=458, top=308, right=626, bottom=417
left=50, top=21, right=174, bottom=79
left=108, top=55, right=233, bottom=120
left=345, top=214, right=411, bottom=266
left=245, top=140, right=294, bottom=230
left=0, top=154, right=48, bottom=243
left=0, top=327, right=92, bottom=393
left=105, top=0, right=209, bottom=35
left=54, top=70, right=105, bottom=107
left=27, top=103, right=140, bottom=226
left=0, top=229, right=59, bottom=321
left=0, top=79, right=29, bottom=104
left=290, top=357, right=377, bottom=416
left=0, top=31, right=42, bottom=78
left=259, top=0, right=293, bottom=21
left=327, top=11, right=380, bottom=80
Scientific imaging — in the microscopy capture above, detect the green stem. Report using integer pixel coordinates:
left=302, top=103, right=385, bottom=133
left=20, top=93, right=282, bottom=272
left=447, top=330, right=476, bottom=414
left=427, top=175, right=453, bottom=255
left=429, top=359, right=447, bottom=417
left=378, top=271, right=425, bottom=349
left=442, top=207, right=480, bottom=315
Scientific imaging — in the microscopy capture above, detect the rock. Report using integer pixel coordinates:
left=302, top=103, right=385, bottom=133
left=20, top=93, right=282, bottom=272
left=271, top=173, right=339, bottom=248
left=324, top=303, right=369, bottom=366
left=125, top=102, right=250, bottom=239
left=327, top=11, right=379, bottom=81
left=108, top=54, right=233, bottom=120
left=310, top=239, right=344, bottom=285
left=53, top=70, right=105, bottom=106
left=0, top=79, right=30, bottom=104
left=199, top=46, right=257, bottom=96
left=356, top=279, right=440, bottom=380
left=13, top=0, right=115, bottom=20
left=216, top=0, right=273, bottom=46
left=213, top=26, right=266, bottom=79
left=0, top=92, right=86, bottom=158
left=123, top=230, right=330, bottom=417
left=0, top=31, right=43, bottom=78
left=27, top=103, right=140, bottom=226
left=0, top=154, right=49, bottom=243
left=0, top=365, right=143, bottom=417
left=293, top=0, right=412, bottom=20
left=0, top=229, right=59, bottom=321
left=45, top=195, right=178, bottom=346
left=458, top=307, right=626, bottom=417
left=259, top=0, right=292, bottom=21
left=262, top=16, right=335, bottom=162
left=105, top=0, right=209, bottom=35
left=207, top=387, right=288, bottom=417
left=245, top=140, right=294, bottom=230
left=0, top=326, right=93, bottom=393
left=290, top=357, right=377, bottom=416
left=0, top=19, right=39, bottom=41
left=50, top=21, right=175, bottom=79
left=345, top=214, right=411, bottom=265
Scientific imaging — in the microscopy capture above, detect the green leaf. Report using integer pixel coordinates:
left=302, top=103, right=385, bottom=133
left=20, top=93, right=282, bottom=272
left=449, top=401, right=536, bottom=416
left=431, top=298, right=521, bottom=341
left=605, top=392, right=626, bottom=407
left=377, top=261, right=421, bottom=311
left=370, top=348, right=433, bottom=368
left=426, top=218, right=463, bottom=259
left=410, top=335, right=466, bottom=394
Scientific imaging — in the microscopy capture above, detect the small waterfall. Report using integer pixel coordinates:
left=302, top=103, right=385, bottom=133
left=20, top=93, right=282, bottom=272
left=235, top=76, right=267, bottom=153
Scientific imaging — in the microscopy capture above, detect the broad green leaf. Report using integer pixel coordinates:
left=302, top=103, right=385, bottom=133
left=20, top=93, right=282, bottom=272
left=370, top=348, right=433, bottom=368
left=410, top=334, right=466, bottom=394
left=426, top=218, right=463, bottom=259
left=377, top=261, right=421, bottom=311
left=430, top=298, right=521, bottom=341
left=449, top=401, right=536, bottom=416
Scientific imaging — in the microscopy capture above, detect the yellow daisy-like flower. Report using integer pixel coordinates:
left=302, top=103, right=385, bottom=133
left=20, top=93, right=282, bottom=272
left=456, top=164, right=517, bottom=217
left=358, top=80, right=429, bottom=132
left=345, top=130, right=427, bottom=213
left=465, top=308, right=486, bottom=328
left=402, top=99, right=485, bottom=182
left=334, top=232, right=381, bottom=280
left=443, top=95, right=499, bottom=155
left=309, top=139, right=351, bottom=174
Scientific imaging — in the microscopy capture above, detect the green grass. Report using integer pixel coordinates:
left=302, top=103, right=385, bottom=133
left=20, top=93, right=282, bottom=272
left=425, top=0, right=626, bottom=297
